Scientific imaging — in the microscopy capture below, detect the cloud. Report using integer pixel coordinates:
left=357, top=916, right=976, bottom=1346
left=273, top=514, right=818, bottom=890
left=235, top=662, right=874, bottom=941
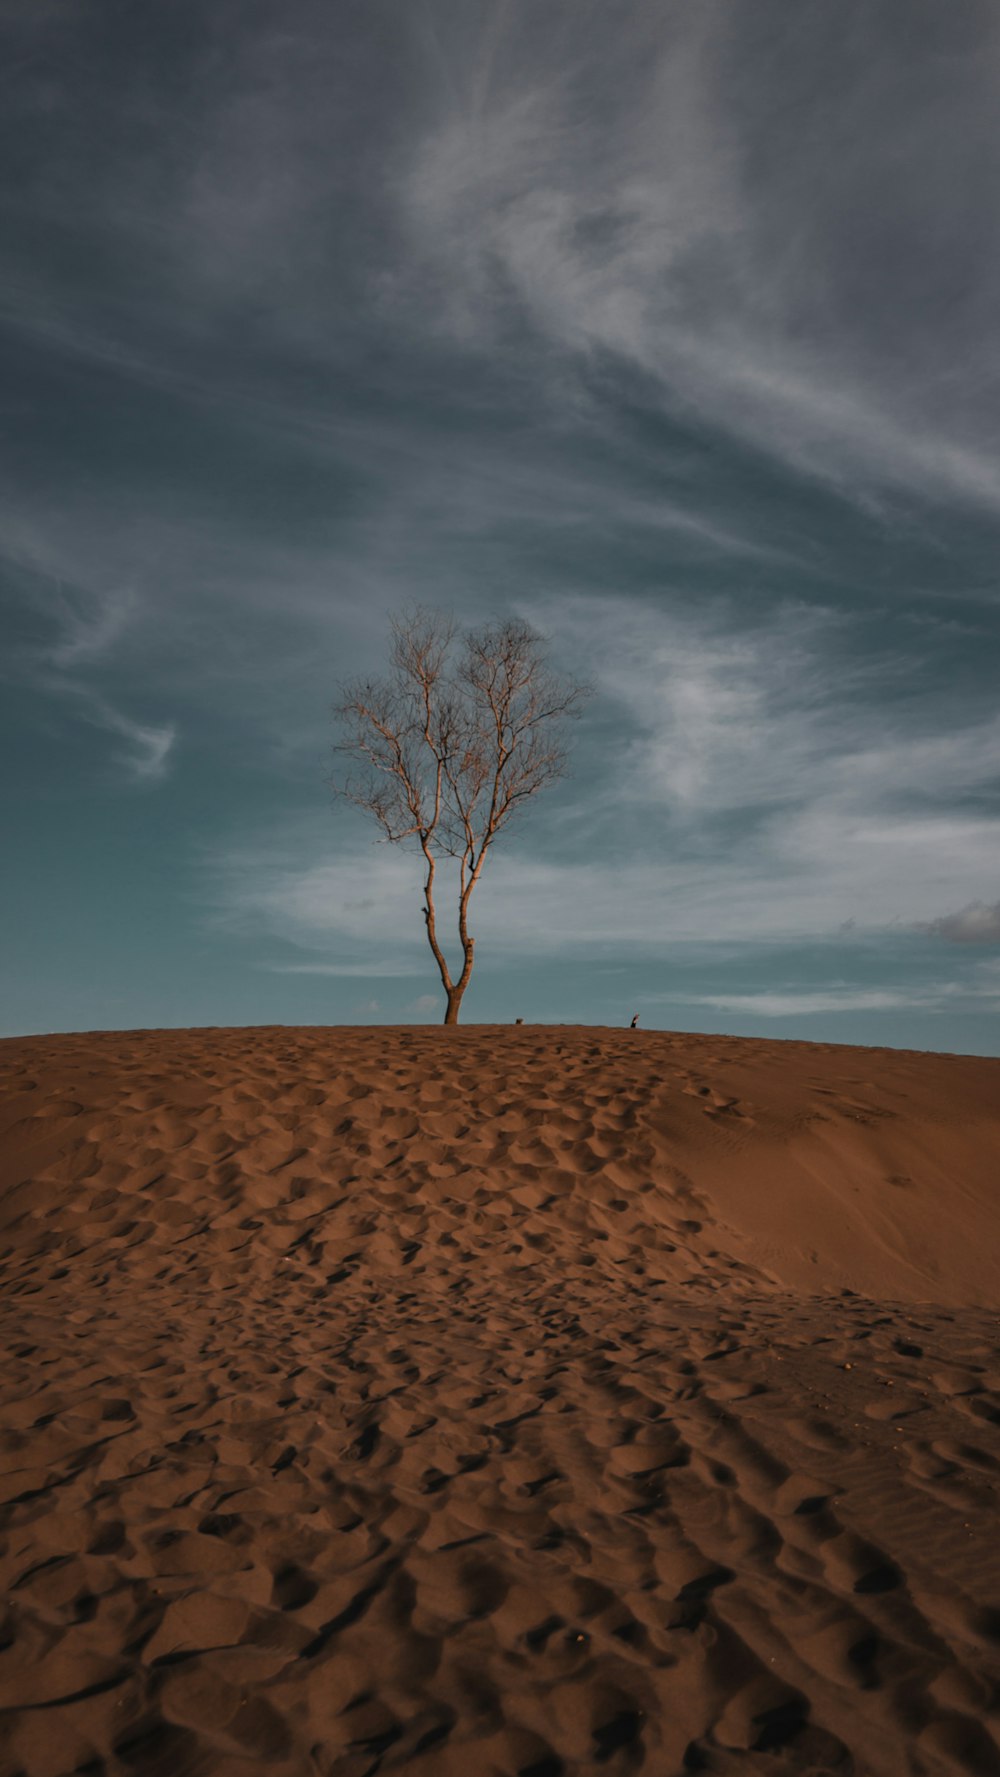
left=46, top=586, right=136, bottom=669
left=396, top=5, right=1000, bottom=516
left=0, top=529, right=178, bottom=782
left=923, top=901, right=1000, bottom=945
left=674, top=988, right=931, bottom=1018
left=204, top=812, right=1000, bottom=958
left=666, top=960, right=1000, bottom=1018
left=80, top=697, right=176, bottom=782
left=11, top=3, right=1000, bottom=524
left=6, top=7, right=999, bottom=802
left=533, top=594, right=1000, bottom=831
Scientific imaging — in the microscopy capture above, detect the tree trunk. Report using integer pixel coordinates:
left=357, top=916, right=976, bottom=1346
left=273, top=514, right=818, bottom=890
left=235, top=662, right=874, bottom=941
left=443, top=985, right=465, bottom=1025
left=421, top=844, right=458, bottom=1020
left=442, top=933, right=475, bottom=1025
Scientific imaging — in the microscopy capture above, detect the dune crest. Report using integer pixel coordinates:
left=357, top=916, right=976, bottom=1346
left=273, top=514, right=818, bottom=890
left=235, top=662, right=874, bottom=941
left=1, top=1025, right=999, bottom=1776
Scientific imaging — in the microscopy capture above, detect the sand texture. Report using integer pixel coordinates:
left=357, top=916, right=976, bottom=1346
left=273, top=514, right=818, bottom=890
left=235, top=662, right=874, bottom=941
left=1, top=1024, right=999, bottom=1777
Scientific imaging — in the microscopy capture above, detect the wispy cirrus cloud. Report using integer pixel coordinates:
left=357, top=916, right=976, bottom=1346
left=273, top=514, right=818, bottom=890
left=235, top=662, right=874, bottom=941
left=10, top=2, right=1000, bottom=523
left=396, top=5, right=1000, bottom=516
left=0, top=538, right=176, bottom=783
left=73, top=692, right=176, bottom=783
left=46, top=585, right=136, bottom=669
left=527, top=595, right=1000, bottom=833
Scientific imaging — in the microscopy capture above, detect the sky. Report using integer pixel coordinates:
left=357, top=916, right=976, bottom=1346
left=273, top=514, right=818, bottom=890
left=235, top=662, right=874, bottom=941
left=2, top=0, right=999, bottom=1053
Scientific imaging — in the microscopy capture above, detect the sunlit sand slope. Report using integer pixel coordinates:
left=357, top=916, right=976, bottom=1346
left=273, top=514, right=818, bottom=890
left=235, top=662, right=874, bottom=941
left=1, top=1025, right=999, bottom=1776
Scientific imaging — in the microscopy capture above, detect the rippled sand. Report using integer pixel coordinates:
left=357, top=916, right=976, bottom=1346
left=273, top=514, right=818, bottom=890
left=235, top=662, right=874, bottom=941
left=1, top=1024, right=999, bottom=1776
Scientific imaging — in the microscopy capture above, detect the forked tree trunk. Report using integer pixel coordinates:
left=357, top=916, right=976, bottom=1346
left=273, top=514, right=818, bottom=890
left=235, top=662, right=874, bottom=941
left=422, top=850, right=476, bottom=1025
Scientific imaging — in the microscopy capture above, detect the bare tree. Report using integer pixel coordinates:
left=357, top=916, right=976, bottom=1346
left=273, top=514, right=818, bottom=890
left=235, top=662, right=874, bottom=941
left=332, top=609, right=588, bottom=1024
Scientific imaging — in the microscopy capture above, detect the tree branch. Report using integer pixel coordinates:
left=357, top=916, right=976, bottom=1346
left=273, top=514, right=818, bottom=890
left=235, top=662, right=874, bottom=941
left=331, top=608, right=590, bottom=1021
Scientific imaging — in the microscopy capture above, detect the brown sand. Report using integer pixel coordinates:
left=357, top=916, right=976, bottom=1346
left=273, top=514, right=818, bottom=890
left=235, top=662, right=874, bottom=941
left=1, top=1024, right=999, bottom=1777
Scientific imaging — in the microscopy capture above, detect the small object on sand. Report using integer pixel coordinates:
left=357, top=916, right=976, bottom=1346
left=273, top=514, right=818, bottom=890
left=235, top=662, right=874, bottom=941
left=630, top=1013, right=639, bottom=1029
left=515, top=1017, right=523, bottom=1024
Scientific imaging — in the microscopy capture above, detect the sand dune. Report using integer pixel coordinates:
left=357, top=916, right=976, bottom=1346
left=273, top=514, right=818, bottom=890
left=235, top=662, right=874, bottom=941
left=1, top=1023, right=999, bottom=1776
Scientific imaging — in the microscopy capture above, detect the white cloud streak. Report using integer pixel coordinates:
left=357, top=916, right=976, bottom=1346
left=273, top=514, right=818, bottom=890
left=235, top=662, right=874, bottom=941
left=78, top=695, right=176, bottom=782
left=665, top=957, right=1000, bottom=1018
left=677, top=989, right=935, bottom=1017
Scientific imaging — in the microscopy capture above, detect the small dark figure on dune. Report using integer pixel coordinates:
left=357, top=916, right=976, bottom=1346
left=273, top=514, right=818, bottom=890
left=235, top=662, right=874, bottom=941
left=630, top=1014, right=639, bottom=1028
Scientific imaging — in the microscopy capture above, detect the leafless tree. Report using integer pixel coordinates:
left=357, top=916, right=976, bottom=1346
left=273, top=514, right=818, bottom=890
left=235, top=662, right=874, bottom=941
left=332, top=609, right=589, bottom=1024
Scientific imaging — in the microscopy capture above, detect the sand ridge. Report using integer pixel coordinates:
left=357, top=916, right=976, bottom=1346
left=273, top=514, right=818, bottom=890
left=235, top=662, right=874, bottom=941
left=0, top=1024, right=999, bottom=1775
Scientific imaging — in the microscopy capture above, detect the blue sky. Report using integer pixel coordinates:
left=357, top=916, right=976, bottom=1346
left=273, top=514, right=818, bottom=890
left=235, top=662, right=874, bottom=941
left=2, top=0, right=999, bottom=1052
